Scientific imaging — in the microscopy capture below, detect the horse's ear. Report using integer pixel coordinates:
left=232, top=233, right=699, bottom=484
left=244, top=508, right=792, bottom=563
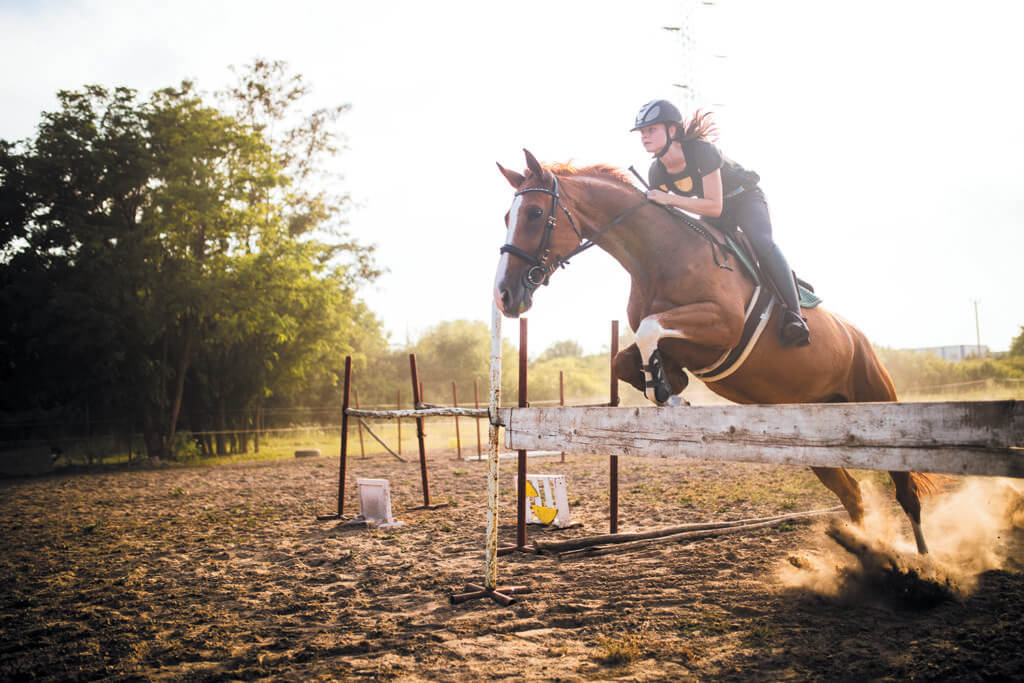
left=523, top=149, right=545, bottom=181
left=497, top=162, right=525, bottom=189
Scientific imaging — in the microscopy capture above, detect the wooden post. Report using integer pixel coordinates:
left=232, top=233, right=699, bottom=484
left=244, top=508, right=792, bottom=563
left=453, top=381, right=462, bottom=460
left=474, top=379, right=483, bottom=460
left=610, top=320, right=619, bottom=534
left=354, top=389, right=366, bottom=458
left=396, top=390, right=402, bottom=455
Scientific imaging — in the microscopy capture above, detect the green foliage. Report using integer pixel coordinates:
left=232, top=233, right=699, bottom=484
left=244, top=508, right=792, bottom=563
left=1010, top=326, right=1024, bottom=357
left=0, top=65, right=382, bottom=459
left=874, top=345, right=1024, bottom=395
left=529, top=354, right=609, bottom=402
left=350, top=321, right=614, bottom=408
left=537, top=339, right=583, bottom=363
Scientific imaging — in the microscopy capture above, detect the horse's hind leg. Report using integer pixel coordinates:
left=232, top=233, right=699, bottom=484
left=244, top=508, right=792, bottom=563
left=811, top=466, right=864, bottom=524
left=889, top=471, right=930, bottom=554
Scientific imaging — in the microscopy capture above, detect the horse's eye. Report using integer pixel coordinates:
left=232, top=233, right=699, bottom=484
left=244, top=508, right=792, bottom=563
left=527, top=207, right=544, bottom=220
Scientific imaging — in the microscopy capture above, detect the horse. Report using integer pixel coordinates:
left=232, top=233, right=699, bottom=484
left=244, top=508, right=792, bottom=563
left=493, top=149, right=936, bottom=554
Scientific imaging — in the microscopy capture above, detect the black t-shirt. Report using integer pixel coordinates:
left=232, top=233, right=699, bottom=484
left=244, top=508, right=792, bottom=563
left=648, top=139, right=759, bottom=199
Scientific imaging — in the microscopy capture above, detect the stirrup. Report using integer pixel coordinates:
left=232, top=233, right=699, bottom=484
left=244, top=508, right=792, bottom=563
left=643, top=351, right=673, bottom=404
left=780, top=310, right=810, bottom=348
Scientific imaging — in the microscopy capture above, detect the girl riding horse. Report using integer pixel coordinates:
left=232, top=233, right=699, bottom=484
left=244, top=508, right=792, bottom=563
left=633, top=99, right=810, bottom=348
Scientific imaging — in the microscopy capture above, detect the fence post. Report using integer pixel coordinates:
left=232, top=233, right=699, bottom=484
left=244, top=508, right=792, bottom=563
left=474, top=379, right=482, bottom=460
left=396, top=390, right=402, bottom=455
left=452, top=381, right=462, bottom=460
left=354, top=389, right=366, bottom=458
left=559, top=370, right=565, bottom=463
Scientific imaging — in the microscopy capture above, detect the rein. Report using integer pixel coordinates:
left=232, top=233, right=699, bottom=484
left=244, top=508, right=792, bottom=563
left=500, top=172, right=732, bottom=296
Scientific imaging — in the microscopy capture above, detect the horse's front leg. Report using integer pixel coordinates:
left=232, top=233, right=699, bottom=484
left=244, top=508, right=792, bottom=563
left=614, top=343, right=690, bottom=400
left=634, top=301, right=744, bottom=404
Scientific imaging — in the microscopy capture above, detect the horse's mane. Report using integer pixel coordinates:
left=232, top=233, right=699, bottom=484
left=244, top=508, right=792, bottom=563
left=545, top=163, right=641, bottom=195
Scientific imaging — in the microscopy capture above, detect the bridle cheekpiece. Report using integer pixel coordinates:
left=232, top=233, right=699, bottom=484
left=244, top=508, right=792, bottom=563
left=499, top=173, right=646, bottom=296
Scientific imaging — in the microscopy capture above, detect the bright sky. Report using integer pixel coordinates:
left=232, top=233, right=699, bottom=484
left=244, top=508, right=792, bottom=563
left=2, top=0, right=1022, bottom=355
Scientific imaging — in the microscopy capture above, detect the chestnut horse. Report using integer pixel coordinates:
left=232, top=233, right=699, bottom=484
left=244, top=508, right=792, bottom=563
left=494, top=150, right=935, bottom=554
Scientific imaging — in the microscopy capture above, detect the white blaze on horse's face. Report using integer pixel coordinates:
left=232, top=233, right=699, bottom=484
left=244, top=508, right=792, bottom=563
left=494, top=194, right=523, bottom=315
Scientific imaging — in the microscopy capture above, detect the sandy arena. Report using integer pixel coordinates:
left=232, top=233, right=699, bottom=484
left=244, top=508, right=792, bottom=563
left=2, top=450, right=1022, bottom=681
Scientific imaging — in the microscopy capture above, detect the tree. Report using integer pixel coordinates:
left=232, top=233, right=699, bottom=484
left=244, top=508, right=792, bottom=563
left=537, top=340, right=584, bottom=363
left=1010, top=326, right=1024, bottom=357
left=1, top=72, right=382, bottom=459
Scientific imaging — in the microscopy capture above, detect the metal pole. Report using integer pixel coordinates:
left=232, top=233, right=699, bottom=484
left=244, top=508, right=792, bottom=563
left=410, top=354, right=431, bottom=508
left=516, top=317, right=528, bottom=550
left=396, top=390, right=402, bottom=455
left=610, top=320, right=619, bottom=534
left=335, top=357, right=352, bottom=518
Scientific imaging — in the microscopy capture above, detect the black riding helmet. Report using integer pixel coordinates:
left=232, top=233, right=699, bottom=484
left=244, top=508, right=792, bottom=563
left=631, top=99, right=683, bottom=158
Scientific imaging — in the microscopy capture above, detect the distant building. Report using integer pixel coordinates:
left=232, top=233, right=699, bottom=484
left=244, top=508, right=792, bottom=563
left=908, top=345, right=989, bottom=362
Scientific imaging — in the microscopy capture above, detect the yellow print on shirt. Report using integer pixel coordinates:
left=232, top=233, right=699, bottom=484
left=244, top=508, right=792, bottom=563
left=663, top=175, right=693, bottom=194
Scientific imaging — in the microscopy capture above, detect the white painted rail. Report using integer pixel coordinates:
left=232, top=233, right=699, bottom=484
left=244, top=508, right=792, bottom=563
left=499, top=401, right=1024, bottom=478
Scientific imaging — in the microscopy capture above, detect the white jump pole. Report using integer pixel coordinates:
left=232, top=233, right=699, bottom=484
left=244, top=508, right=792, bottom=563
left=450, top=300, right=526, bottom=606
left=484, top=300, right=503, bottom=590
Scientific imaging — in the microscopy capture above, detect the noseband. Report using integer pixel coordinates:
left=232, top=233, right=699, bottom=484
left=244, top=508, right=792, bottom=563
left=499, top=174, right=647, bottom=295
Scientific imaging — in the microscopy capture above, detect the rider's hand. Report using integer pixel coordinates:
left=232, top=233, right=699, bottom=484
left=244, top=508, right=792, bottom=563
left=646, top=189, right=671, bottom=205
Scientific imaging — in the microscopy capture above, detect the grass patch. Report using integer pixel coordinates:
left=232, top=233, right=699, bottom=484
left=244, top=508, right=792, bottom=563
left=741, top=623, right=779, bottom=648
left=594, top=633, right=645, bottom=666
left=675, top=608, right=731, bottom=636
left=79, top=520, right=103, bottom=535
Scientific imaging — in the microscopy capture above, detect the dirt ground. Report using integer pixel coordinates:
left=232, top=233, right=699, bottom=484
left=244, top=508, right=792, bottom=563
left=2, top=448, right=1023, bottom=682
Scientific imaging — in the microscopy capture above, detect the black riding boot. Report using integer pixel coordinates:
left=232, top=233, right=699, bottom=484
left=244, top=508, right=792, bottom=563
left=753, top=239, right=810, bottom=347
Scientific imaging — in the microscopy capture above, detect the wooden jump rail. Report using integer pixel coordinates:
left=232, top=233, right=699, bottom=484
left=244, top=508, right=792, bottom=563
left=348, top=407, right=488, bottom=419
left=498, top=401, right=1024, bottom=478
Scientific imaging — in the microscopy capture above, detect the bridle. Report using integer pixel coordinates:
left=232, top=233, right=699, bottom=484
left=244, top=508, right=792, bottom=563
left=499, top=174, right=648, bottom=295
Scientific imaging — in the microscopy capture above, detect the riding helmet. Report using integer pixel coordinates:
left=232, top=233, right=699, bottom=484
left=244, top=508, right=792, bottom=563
left=630, top=99, right=682, bottom=131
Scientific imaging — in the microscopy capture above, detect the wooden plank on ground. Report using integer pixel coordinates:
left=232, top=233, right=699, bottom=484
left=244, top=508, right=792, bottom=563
left=499, top=401, right=1024, bottom=478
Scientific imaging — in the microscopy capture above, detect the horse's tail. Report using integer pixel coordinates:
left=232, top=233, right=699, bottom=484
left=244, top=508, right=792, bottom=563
left=842, top=315, right=942, bottom=497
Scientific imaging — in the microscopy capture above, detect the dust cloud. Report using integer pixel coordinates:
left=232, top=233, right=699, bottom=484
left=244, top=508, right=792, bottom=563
left=778, top=477, right=1024, bottom=606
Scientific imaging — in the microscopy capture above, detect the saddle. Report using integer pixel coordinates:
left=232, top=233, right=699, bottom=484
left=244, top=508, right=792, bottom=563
left=688, top=222, right=821, bottom=383
left=697, top=222, right=822, bottom=309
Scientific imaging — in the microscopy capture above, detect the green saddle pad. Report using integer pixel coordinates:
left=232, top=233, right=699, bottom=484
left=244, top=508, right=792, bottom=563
left=798, top=284, right=822, bottom=309
left=722, top=233, right=823, bottom=310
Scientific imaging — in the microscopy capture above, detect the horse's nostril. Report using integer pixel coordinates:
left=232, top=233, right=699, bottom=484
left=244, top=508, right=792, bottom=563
left=500, top=289, right=512, bottom=311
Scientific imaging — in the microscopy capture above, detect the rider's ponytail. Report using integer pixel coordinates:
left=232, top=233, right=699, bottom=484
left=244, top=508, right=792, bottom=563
left=677, top=109, right=719, bottom=143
